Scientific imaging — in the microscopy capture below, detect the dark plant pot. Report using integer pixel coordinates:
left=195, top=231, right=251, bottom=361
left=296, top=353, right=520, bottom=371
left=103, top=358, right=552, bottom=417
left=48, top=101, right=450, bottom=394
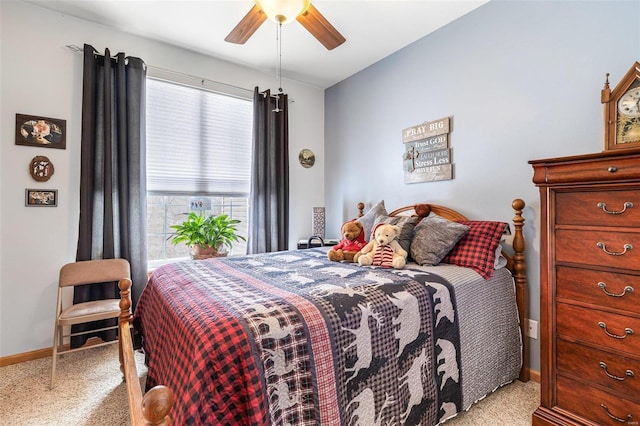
left=191, top=244, right=227, bottom=260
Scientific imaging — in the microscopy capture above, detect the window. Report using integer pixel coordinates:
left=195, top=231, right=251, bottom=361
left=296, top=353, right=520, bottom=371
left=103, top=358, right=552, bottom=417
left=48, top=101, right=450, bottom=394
left=145, top=77, right=253, bottom=265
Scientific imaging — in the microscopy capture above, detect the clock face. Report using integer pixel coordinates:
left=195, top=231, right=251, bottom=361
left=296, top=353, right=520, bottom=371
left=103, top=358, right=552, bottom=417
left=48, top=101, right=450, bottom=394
left=618, top=87, right=640, bottom=117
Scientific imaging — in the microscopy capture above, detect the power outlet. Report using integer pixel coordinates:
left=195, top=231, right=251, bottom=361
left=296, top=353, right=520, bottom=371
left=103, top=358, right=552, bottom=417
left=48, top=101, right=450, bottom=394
left=525, top=319, right=538, bottom=339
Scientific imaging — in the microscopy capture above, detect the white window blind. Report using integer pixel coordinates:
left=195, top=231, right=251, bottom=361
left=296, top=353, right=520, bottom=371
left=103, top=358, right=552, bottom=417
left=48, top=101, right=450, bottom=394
left=146, top=78, right=253, bottom=195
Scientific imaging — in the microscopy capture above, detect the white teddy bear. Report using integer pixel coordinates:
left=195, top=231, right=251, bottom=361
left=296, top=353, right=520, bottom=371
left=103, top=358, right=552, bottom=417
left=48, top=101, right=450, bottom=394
left=355, top=223, right=407, bottom=269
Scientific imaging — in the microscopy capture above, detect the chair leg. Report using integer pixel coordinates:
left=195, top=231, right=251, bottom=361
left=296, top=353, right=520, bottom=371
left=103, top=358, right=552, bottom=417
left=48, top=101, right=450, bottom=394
left=58, top=325, right=63, bottom=349
left=50, top=324, right=59, bottom=390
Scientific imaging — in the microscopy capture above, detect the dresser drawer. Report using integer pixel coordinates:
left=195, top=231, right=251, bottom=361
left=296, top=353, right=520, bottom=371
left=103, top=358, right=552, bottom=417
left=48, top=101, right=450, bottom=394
left=533, top=153, right=640, bottom=184
left=557, top=303, right=640, bottom=355
left=556, top=266, right=639, bottom=314
left=557, top=376, right=640, bottom=425
left=556, top=229, right=640, bottom=270
left=557, top=339, right=640, bottom=397
left=556, top=190, right=640, bottom=227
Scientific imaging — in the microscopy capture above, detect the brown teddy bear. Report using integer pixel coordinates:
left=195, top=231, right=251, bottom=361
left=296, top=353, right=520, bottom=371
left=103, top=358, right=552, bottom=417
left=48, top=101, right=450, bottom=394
left=327, top=220, right=366, bottom=262
left=355, top=223, right=407, bottom=269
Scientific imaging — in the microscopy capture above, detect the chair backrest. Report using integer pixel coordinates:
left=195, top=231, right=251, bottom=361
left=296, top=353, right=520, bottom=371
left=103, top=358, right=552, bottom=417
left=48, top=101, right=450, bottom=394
left=59, top=259, right=131, bottom=288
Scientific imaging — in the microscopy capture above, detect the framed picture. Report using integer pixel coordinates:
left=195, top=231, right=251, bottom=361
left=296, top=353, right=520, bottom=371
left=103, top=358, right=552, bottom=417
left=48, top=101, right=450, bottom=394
left=25, top=189, right=58, bottom=207
left=15, top=113, right=66, bottom=149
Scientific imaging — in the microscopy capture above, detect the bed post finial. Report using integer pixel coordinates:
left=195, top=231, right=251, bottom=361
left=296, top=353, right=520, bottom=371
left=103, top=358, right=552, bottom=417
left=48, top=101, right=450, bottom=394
left=118, top=278, right=133, bottom=322
left=142, top=385, right=174, bottom=425
left=511, top=198, right=529, bottom=382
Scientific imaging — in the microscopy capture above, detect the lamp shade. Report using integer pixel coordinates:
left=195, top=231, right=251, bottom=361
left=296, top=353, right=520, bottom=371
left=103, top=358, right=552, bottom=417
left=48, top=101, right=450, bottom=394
left=312, top=207, right=325, bottom=239
left=256, top=0, right=310, bottom=24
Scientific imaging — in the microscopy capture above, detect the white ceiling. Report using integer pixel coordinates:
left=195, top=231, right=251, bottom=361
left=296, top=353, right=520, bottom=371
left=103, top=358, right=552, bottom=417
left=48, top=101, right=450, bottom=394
left=24, top=0, right=488, bottom=89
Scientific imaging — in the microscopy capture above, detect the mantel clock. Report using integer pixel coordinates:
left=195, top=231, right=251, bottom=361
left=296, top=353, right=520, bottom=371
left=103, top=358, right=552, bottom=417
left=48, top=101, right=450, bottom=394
left=601, top=61, right=640, bottom=151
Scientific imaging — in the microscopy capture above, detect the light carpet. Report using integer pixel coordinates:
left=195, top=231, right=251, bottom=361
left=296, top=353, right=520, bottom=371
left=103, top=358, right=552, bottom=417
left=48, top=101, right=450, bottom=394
left=1, top=345, right=539, bottom=425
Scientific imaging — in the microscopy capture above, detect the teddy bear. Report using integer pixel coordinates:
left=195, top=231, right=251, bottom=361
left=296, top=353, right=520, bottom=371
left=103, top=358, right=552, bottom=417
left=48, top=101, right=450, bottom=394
left=327, top=220, right=366, bottom=262
left=355, top=223, right=407, bottom=269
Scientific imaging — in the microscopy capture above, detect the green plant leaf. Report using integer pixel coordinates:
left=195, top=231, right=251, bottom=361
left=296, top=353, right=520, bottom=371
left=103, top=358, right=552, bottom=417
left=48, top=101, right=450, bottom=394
left=169, top=211, right=245, bottom=252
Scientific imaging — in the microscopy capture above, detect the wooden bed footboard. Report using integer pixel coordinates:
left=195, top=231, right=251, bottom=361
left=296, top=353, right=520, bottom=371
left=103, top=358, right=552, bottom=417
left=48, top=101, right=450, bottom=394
left=118, top=198, right=529, bottom=424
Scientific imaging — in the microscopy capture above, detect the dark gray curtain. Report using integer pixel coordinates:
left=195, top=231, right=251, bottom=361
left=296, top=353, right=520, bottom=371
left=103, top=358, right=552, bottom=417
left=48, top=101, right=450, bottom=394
left=247, top=87, right=289, bottom=254
left=72, top=44, right=147, bottom=348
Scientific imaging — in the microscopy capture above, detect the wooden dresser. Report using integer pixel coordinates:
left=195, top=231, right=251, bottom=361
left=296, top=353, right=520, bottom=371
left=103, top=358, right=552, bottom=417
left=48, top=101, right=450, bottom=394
left=530, top=149, right=640, bottom=426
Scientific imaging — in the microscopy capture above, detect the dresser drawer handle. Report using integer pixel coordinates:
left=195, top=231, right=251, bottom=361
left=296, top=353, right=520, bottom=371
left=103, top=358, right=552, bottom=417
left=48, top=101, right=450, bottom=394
left=598, top=322, right=634, bottom=339
left=597, top=201, right=633, bottom=215
left=600, top=404, right=633, bottom=423
left=607, top=166, right=618, bottom=173
left=598, top=282, right=635, bottom=298
left=596, top=242, right=633, bottom=256
left=599, top=362, right=635, bottom=381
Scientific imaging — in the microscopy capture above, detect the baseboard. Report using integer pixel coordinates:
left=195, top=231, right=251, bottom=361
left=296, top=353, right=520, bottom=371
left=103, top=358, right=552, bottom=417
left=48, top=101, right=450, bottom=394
left=0, top=337, right=110, bottom=367
left=529, top=368, right=541, bottom=382
left=0, top=347, right=53, bottom=367
left=2, top=343, right=543, bottom=385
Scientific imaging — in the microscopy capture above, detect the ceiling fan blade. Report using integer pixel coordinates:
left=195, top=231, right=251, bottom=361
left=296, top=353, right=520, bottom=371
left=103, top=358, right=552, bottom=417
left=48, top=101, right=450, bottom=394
left=225, top=4, right=267, bottom=44
left=296, top=4, right=345, bottom=50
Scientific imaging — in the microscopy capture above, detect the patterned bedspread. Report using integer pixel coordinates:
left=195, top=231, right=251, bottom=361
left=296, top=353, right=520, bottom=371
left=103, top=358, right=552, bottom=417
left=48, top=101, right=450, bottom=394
left=134, top=249, right=521, bottom=425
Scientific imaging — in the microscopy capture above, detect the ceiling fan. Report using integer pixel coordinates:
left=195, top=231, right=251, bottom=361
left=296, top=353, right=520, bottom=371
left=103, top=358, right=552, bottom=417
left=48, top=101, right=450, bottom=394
left=225, top=0, right=346, bottom=50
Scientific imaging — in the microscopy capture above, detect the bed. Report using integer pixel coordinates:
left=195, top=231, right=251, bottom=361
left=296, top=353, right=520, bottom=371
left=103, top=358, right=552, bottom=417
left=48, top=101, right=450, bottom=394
left=117, top=199, right=529, bottom=425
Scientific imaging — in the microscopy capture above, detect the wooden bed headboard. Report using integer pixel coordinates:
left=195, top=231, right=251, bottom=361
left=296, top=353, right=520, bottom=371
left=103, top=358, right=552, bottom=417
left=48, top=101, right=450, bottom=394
left=117, top=198, right=528, bottom=425
left=359, top=201, right=468, bottom=222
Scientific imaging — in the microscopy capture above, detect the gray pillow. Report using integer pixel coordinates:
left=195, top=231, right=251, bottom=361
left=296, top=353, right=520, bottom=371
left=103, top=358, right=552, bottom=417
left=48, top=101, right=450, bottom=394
left=372, top=214, right=419, bottom=254
left=410, top=213, right=470, bottom=266
left=358, top=200, right=387, bottom=243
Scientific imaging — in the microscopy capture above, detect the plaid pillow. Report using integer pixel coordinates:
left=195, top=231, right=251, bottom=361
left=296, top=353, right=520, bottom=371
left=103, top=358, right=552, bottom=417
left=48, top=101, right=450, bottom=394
left=441, top=221, right=507, bottom=279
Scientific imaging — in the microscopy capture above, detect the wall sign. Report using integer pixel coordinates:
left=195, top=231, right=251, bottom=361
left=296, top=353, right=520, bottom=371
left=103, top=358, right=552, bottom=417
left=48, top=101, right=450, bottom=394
left=402, top=117, right=453, bottom=184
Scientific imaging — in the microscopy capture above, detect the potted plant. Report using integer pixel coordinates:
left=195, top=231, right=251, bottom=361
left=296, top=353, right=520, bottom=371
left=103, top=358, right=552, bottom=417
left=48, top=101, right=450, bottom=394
left=169, top=212, right=246, bottom=259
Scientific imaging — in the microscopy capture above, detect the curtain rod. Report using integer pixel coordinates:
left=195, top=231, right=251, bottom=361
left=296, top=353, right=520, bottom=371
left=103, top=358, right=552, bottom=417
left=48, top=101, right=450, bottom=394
left=66, top=44, right=254, bottom=96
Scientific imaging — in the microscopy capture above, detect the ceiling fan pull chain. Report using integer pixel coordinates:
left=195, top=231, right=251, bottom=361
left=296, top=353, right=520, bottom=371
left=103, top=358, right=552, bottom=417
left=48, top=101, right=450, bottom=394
left=273, top=22, right=283, bottom=112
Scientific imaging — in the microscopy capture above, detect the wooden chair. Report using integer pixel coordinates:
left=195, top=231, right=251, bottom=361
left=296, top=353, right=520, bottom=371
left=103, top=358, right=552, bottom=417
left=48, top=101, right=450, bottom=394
left=50, top=258, right=131, bottom=389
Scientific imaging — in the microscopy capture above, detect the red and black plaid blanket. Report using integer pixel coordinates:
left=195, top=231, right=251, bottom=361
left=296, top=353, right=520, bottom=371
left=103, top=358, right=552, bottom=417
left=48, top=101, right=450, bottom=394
left=134, top=249, right=462, bottom=425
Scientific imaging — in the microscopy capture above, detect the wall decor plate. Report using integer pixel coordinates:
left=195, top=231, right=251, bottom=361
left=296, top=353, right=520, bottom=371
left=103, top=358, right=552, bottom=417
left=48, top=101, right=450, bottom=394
left=29, top=155, right=54, bottom=182
left=15, top=113, right=66, bottom=149
left=299, top=149, right=315, bottom=168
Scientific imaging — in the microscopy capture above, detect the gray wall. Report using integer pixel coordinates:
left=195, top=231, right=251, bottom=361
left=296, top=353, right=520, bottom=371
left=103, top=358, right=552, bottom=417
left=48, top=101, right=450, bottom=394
left=324, top=0, right=639, bottom=374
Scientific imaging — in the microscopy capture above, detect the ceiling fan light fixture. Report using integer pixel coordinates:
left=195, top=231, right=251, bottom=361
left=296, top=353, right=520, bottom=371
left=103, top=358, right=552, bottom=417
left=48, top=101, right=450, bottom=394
left=256, top=0, right=310, bottom=24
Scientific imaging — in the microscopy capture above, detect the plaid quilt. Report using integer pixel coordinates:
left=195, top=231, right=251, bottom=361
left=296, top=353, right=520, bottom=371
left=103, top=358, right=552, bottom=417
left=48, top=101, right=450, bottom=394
left=134, top=249, right=465, bottom=425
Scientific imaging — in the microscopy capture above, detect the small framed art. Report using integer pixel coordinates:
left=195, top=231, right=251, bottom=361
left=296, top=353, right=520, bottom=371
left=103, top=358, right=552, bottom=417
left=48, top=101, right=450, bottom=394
left=25, top=189, right=58, bottom=207
left=15, top=113, right=66, bottom=149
